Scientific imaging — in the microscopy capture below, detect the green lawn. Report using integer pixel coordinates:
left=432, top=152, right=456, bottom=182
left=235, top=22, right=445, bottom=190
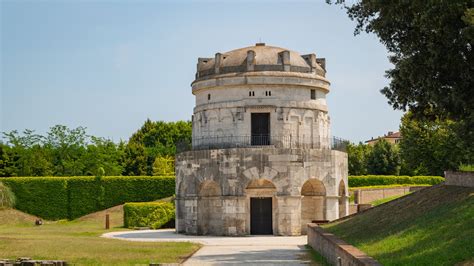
left=323, top=185, right=474, bottom=265
left=370, top=194, right=406, bottom=206
left=0, top=206, right=200, bottom=265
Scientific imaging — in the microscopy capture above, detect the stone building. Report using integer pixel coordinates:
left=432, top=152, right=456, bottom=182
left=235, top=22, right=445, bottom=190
left=175, top=43, right=348, bottom=236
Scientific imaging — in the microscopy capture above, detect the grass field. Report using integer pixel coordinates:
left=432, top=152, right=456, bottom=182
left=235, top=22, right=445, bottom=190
left=0, top=205, right=200, bottom=265
left=323, top=185, right=474, bottom=265
left=370, top=194, right=406, bottom=206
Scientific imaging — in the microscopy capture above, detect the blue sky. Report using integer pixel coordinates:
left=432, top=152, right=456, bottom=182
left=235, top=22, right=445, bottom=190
left=1, top=0, right=403, bottom=143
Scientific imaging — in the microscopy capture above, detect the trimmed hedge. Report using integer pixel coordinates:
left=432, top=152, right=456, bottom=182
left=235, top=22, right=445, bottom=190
left=0, top=176, right=175, bottom=220
left=1, top=177, right=69, bottom=220
left=349, top=175, right=444, bottom=187
left=123, top=202, right=175, bottom=229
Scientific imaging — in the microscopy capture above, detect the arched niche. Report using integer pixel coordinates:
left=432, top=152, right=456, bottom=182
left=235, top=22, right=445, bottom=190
left=301, top=178, right=326, bottom=234
left=338, top=180, right=347, bottom=218
left=197, top=180, right=223, bottom=235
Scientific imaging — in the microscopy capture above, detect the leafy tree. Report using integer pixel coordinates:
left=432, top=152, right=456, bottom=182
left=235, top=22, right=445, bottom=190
left=331, top=1, right=474, bottom=154
left=399, top=112, right=471, bottom=176
left=333, top=1, right=473, bottom=120
left=0, top=143, right=14, bottom=177
left=152, top=155, right=175, bottom=176
left=347, top=142, right=372, bottom=175
left=2, top=130, right=51, bottom=176
left=366, top=139, right=400, bottom=175
left=123, top=119, right=191, bottom=175
left=122, top=142, right=148, bottom=176
left=81, top=137, right=124, bottom=176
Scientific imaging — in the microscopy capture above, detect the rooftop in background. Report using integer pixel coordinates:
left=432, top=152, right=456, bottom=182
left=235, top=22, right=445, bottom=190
left=365, top=131, right=402, bottom=145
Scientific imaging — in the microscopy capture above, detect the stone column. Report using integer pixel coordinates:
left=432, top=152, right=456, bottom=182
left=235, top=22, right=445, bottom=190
left=325, top=196, right=339, bottom=221
left=275, top=196, right=301, bottom=236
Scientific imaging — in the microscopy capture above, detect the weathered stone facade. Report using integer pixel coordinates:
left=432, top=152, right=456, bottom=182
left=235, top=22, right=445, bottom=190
left=176, top=43, right=348, bottom=236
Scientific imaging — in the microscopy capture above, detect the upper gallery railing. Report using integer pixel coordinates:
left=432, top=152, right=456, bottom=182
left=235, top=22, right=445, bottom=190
left=176, top=135, right=348, bottom=153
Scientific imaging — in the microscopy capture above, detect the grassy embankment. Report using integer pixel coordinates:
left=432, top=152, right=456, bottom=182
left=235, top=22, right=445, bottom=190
left=323, top=185, right=474, bottom=265
left=0, top=205, right=200, bottom=265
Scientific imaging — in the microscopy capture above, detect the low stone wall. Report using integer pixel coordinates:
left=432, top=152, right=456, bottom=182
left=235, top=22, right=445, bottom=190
left=307, top=224, right=381, bottom=266
left=445, top=171, right=474, bottom=187
left=353, top=186, right=425, bottom=204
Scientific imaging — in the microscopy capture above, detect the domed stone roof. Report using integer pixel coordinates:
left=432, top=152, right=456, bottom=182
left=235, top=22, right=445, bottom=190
left=195, top=43, right=326, bottom=80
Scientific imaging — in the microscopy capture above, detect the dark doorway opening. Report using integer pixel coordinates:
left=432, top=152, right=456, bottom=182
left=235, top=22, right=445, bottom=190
left=250, top=197, right=273, bottom=235
left=251, top=113, right=270, bottom=145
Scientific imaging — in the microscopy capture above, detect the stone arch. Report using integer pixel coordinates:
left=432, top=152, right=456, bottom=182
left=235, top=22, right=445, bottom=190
left=301, top=179, right=326, bottom=234
left=197, top=180, right=223, bottom=235
left=246, top=178, right=276, bottom=190
left=199, top=180, right=221, bottom=196
left=338, top=180, right=347, bottom=218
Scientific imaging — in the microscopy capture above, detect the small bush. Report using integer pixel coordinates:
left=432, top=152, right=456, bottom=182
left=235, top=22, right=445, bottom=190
left=123, top=202, right=175, bottom=229
left=349, top=175, right=444, bottom=187
left=0, top=182, right=16, bottom=209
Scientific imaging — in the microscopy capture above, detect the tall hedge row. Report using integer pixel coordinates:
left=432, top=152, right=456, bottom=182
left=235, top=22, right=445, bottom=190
left=349, top=175, right=444, bottom=187
left=1, top=176, right=175, bottom=220
left=2, top=177, right=69, bottom=220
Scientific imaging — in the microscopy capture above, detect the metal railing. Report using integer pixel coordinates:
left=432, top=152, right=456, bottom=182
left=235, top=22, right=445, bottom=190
left=176, top=135, right=348, bottom=153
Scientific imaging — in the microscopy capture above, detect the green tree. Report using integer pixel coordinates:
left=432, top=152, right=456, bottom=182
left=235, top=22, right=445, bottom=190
left=331, top=1, right=474, bottom=154
left=347, top=142, right=372, bottom=175
left=123, top=119, right=191, bottom=175
left=2, top=129, right=52, bottom=176
left=122, top=142, right=148, bottom=176
left=0, top=143, right=14, bottom=177
left=366, top=139, right=400, bottom=175
left=81, top=137, right=124, bottom=176
left=399, top=112, right=471, bottom=176
left=45, top=125, right=88, bottom=176
left=152, top=155, right=175, bottom=176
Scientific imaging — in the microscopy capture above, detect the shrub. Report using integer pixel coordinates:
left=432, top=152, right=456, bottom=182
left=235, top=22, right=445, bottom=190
left=0, top=182, right=16, bottom=209
left=1, top=177, right=69, bottom=220
left=123, top=202, right=175, bottom=229
left=1, top=176, right=175, bottom=220
left=349, top=175, right=444, bottom=187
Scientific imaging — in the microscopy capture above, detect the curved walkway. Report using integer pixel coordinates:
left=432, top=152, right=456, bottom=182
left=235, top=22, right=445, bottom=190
left=102, top=229, right=310, bottom=265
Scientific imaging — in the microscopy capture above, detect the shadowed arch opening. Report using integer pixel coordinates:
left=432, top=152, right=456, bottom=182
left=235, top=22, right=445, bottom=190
left=301, top=179, right=326, bottom=234
left=338, top=180, right=347, bottom=218
left=197, top=180, right=223, bottom=235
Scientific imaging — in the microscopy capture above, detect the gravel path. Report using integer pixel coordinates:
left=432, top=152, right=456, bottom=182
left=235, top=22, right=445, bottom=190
left=102, top=229, right=311, bottom=265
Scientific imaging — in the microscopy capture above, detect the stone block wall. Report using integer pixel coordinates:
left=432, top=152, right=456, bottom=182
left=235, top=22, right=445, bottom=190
left=353, top=186, right=426, bottom=204
left=307, top=224, right=381, bottom=266
left=445, top=171, right=474, bottom=187
left=175, top=147, right=348, bottom=236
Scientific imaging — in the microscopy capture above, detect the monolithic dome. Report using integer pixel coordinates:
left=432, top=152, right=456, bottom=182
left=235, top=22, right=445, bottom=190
left=175, top=43, right=348, bottom=236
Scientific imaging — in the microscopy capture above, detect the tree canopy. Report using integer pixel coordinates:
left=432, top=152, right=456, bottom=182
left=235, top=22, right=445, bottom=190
left=331, top=1, right=474, bottom=150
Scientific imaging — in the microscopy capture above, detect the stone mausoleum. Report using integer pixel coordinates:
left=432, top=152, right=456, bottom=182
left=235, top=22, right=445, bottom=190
left=175, top=43, right=348, bottom=236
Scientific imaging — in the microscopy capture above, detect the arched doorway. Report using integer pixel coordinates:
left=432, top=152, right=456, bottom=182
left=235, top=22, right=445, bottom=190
left=197, top=180, right=222, bottom=235
left=338, top=180, right=347, bottom=218
left=301, top=179, right=326, bottom=234
left=245, top=179, right=276, bottom=235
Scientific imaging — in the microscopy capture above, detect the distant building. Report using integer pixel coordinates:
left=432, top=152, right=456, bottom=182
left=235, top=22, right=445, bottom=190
left=365, top=131, right=402, bottom=145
